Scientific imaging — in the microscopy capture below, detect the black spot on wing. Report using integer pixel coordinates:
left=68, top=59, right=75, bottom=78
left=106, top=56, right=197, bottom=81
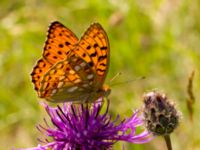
left=53, top=56, right=58, bottom=59
left=90, top=51, right=97, bottom=57
left=65, top=41, right=70, bottom=46
left=45, top=52, right=50, bottom=57
left=97, top=68, right=105, bottom=73
left=88, top=61, right=94, bottom=67
left=94, top=43, right=98, bottom=48
left=100, top=46, right=107, bottom=50
left=87, top=45, right=91, bottom=50
left=98, top=55, right=107, bottom=61
left=82, top=53, right=86, bottom=57
left=59, top=44, right=64, bottom=48
left=99, top=63, right=106, bottom=66
left=58, top=51, right=62, bottom=55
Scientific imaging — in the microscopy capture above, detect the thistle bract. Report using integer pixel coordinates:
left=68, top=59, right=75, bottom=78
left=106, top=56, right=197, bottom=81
left=143, top=91, right=180, bottom=136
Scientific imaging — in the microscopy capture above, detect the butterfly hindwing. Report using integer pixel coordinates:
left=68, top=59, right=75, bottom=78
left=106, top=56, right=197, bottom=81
left=31, top=58, right=51, bottom=92
left=39, top=56, right=96, bottom=102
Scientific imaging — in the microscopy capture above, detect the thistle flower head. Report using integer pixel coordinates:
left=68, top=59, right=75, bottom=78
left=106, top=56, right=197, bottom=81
left=23, top=100, right=152, bottom=150
left=143, top=91, right=180, bottom=136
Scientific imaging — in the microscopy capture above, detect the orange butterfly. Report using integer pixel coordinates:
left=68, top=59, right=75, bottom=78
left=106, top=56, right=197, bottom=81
left=31, top=21, right=110, bottom=103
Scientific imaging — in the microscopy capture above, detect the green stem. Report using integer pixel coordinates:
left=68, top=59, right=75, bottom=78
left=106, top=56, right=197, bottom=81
left=164, top=135, right=172, bottom=150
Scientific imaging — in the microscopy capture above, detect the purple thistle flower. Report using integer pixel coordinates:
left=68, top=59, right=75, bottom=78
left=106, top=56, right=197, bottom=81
left=20, top=100, right=153, bottom=150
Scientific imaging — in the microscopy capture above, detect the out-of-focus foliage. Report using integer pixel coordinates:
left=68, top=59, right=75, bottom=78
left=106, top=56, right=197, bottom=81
left=0, top=0, right=200, bottom=149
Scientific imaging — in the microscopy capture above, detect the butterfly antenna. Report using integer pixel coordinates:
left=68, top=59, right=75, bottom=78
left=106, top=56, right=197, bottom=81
left=109, top=72, right=122, bottom=83
left=110, top=76, right=146, bottom=87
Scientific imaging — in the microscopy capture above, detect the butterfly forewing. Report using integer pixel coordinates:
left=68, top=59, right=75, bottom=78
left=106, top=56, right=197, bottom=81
left=73, top=23, right=110, bottom=88
left=43, top=21, right=78, bottom=64
left=31, top=21, right=78, bottom=93
left=39, top=56, right=96, bottom=102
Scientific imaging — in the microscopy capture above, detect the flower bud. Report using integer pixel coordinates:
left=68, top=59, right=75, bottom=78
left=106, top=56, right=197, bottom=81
left=143, top=91, right=180, bottom=136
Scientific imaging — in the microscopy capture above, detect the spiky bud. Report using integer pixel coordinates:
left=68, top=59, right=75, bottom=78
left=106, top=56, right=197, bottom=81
left=143, top=91, right=180, bottom=136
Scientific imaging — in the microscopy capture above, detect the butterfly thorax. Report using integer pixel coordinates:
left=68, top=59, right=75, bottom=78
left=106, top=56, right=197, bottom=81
left=90, top=84, right=111, bottom=102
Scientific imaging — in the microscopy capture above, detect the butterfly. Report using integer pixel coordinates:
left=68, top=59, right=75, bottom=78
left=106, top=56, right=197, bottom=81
left=31, top=21, right=110, bottom=103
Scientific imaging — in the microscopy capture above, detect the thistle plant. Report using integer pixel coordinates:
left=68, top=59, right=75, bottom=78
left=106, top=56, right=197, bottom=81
left=20, top=100, right=153, bottom=150
left=143, top=91, right=181, bottom=150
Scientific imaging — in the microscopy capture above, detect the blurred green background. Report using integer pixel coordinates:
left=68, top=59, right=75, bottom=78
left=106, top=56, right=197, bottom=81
left=0, top=0, right=200, bottom=149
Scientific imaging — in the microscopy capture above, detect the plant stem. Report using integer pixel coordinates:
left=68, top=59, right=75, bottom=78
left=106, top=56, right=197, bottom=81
left=164, top=135, right=172, bottom=150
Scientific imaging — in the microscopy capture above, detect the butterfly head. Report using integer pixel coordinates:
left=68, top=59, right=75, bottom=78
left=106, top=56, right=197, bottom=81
left=95, top=84, right=111, bottom=99
left=88, top=84, right=111, bottom=102
left=102, top=84, right=111, bottom=97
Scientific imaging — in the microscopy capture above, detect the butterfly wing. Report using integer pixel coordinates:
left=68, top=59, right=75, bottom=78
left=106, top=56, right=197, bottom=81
left=72, top=23, right=110, bottom=89
left=31, top=21, right=78, bottom=94
left=31, top=58, right=51, bottom=91
left=43, top=21, right=78, bottom=64
left=39, top=56, right=95, bottom=102
left=32, top=22, right=110, bottom=102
